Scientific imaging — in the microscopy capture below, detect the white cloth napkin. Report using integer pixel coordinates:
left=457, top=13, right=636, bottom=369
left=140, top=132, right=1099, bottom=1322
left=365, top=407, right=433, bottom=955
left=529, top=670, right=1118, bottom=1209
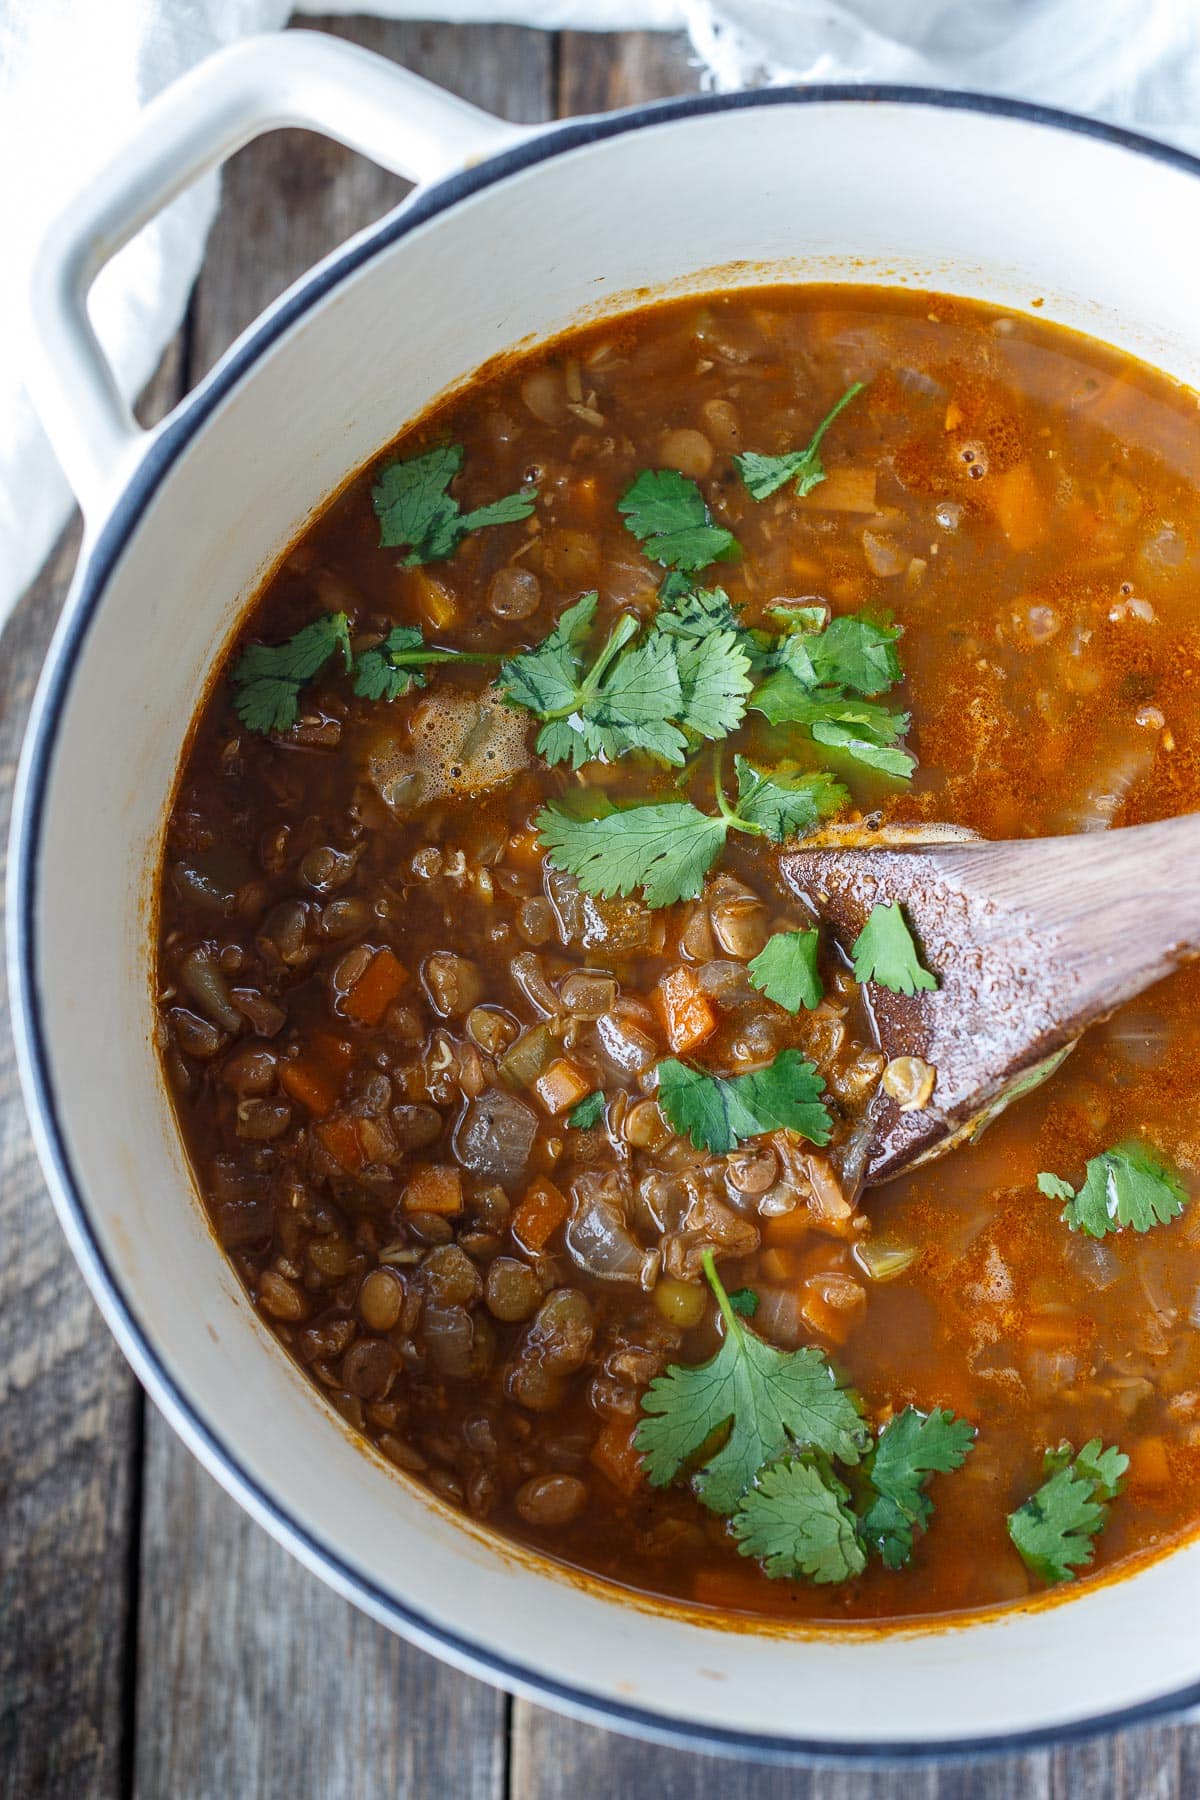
left=4, top=0, right=1200, bottom=630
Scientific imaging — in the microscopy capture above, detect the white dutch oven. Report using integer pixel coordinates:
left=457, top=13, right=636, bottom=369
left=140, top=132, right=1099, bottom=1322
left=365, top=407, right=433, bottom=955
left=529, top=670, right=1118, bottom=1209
left=12, top=29, right=1200, bottom=1760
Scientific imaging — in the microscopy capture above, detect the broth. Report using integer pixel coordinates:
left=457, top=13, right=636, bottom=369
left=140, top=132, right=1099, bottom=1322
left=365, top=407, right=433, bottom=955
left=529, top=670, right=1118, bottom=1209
left=157, top=287, right=1200, bottom=1622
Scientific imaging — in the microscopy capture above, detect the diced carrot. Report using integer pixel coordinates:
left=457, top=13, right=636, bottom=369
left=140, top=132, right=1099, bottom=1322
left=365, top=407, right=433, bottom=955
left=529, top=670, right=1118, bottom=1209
left=343, top=947, right=408, bottom=1027
left=402, top=1163, right=463, bottom=1217
left=990, top=460, right=1046, bottom=552
left=944, top=399, right=964, bottom=431
left=1128, top=1435, right=1171, bottom=1488
left=411, top=569, right=458, bottom=630
left=278, top=1030, right=355, bottom=1115
left=316, top=1114, right=365, bottom=1173
left=280, top=1057, right=338, bottom=1116
left=534, top=1057, right=593, bottom=1117
left=654, top=967, right=717, bottom=1055
left=511, top=1176, right=568, bottom=1254
left=590, top=1418, right=645, bottom=1497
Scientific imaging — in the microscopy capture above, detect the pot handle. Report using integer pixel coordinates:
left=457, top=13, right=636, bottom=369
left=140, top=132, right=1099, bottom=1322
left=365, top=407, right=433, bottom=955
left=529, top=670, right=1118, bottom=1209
left=26, top=30, right=523, bottom=520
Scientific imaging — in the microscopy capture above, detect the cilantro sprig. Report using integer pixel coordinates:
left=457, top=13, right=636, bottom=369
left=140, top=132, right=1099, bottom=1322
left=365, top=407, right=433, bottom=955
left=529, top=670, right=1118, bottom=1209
left=851, top=902, right=938, bottom=996
left=536, top=753, right=847, bottom=909
left=372, top=443, right=536, bottom=565
left=656, top=1048, right=833, bottom=1154
left=231, top=612, right=495, bottom=734
left=732, top=1456, right=867, bottom=1584
left=498, top=591, right=752, bottom=769
left=618, top=469, right=739, bottom=571
left=352, top=625, right=496, bottom=702
left=231, top=612, right=352, bottom=734
left=636, top=1251, right=868, bottom=1514
left=1008, top=1439, right=1129, bottom=1585
left=636, top=1257, right=975, bottom=1586
left=751, top=613, right=915, bottom=780
left=861, top=1407, right=977, bottom=1569
left=734, top=382, right=865, bottom=501
left=748, top=928, right=823, bottom=1013
left=1037, top=1141, right=1188, bottom=1239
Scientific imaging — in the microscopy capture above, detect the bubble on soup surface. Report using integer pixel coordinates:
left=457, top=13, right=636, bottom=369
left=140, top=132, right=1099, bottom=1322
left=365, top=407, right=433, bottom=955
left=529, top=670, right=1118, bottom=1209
left=368, top=688, right=530, bottom=813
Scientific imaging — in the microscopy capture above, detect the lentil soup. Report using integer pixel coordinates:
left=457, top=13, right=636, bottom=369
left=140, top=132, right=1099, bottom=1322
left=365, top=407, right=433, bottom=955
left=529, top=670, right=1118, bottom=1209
left=157, top=286, right=1200, bottom=1624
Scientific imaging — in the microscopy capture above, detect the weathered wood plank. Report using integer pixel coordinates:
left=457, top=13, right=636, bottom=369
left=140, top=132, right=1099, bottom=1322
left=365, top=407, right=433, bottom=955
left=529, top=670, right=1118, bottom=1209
left=132, top=17, right=553, bottom=1799
left=135, top=1411, right=505, bottom=1800
left=0, top=336, right=185, bottom=1800
left=191, top=17, right=553, bottom=365
left=557, top=29, right=700, bottom=113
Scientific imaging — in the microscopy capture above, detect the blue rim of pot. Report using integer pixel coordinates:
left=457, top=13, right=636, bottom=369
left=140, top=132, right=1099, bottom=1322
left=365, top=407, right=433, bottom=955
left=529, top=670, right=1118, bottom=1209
left=12, top=83, right=1200, bottom=1764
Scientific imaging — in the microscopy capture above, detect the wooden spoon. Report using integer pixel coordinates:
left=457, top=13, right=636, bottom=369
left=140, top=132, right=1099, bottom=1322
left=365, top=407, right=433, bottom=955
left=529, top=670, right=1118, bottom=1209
left=780, top=813, right=1200, bottom=1186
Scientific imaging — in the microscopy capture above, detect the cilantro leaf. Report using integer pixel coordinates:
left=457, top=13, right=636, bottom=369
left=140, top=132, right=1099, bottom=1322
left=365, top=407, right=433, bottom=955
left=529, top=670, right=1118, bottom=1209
left=727, top=1288, right=759, bottom=1318
left=851, top=902, right=938, bottom=995
left=1008, top=1438, right=1128, bottom=1584
left=656, top=581, right=773, bottom=671
left=373, top=443, right=536, bottom=565
left=733, top=756, right=848, bottom=842
left=732, top=1455, right=868, bottom=1583
left=567, top=1090, right=605, bottom=1130
left=808, top=721, right=917, bottom=779
left=585, top=628, right=686, bottom=764
left=232, top=612, right=352, bottom=734
left=352, top=628, right=430, bottom=702
left=502, top=601, right=689, bottom=768
left=860, top=1407, right=976, bottom=1570
left=655, top=582, right=743, bottom=640
left=748, top=928, right=823, bottom=1013
left=619, top=469, right=739, bottom=572
left=734, top=382, right=865, bottom=501
left=536, top=753, right=849, bottom=911
left=674, top=631, right=753, bottom=740
left=749, top=614, right=914, bottom=781
left=1038, top=1141, right=1189, bottom=1239
left=500, top=593, right=599, bottom=716
left=779, top=614, right=902, bottom=696
left=751, top=680, right=909, bottom=740
left=636, top=1251, right=868, bottom=1513
left=656, top=1048, right=832, bottom=1154
left=536, top=800, right=728, bottom=908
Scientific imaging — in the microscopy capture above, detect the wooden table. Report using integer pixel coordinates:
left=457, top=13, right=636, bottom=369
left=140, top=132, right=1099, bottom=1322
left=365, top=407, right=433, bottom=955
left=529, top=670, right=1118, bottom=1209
left=3, top=19, right=1199, bottom=1797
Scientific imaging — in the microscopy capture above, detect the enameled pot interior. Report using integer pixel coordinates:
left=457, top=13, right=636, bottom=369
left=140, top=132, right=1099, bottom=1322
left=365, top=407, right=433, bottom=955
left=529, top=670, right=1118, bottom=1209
left=18, top=97, right=1200, bottom=1752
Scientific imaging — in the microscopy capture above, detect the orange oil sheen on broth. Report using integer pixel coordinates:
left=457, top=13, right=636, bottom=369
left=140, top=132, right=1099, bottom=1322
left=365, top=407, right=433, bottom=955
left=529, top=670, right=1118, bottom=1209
left=157, top=286, right=1200, bottom=1623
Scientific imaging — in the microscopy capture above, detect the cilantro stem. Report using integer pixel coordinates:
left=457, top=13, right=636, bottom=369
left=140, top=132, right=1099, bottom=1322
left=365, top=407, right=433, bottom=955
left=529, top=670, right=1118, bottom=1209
left=711, top=746, right=765, bottom=836
left=808, top=380, right=865, bottom=458
left=392, top=650, right=498, bottom=667
left=541, top=613, right=639, bottom=721
left=701, top=1248, right=747, bottom=1344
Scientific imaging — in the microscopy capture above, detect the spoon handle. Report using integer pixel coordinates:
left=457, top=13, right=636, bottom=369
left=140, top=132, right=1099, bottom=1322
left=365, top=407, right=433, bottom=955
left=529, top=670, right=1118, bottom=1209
left=920, top=810, right=1200, bottom=1022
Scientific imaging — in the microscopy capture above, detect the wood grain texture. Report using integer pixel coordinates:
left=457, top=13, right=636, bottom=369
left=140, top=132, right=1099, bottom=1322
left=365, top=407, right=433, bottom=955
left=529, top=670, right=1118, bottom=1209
left=134, top=1407, right=505, bottom=1800
left=782, top=814, right=1200, bottom=1180
left=0, top=337, right=185, bottom=1800
left=557, top=29, right=701, bottom=112
left=130, top=17, right=551, bottom=1800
